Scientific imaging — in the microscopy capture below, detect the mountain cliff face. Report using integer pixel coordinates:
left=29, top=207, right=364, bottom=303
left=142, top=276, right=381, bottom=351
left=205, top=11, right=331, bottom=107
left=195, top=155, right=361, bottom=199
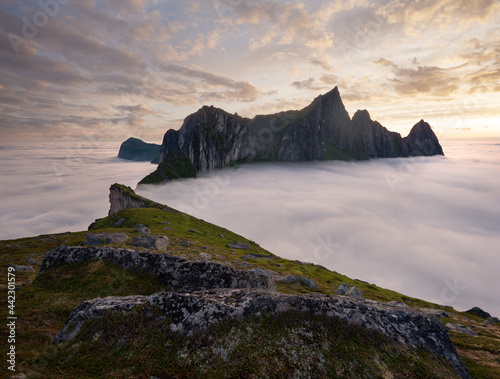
left=143, top=87, right=443, bottom=183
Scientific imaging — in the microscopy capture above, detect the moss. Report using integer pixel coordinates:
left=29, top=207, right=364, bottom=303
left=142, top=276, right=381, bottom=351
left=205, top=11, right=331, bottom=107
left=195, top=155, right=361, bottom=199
left=321, top=139, right=359, bottom=161
left=138, top=150, right=196, bottom=184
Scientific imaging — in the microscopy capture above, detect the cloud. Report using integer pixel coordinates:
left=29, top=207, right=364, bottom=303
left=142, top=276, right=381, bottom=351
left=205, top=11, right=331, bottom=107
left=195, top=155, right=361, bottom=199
left=291, top=77, right=328, bottom=91
left=161, top=64, right=262, bottom=102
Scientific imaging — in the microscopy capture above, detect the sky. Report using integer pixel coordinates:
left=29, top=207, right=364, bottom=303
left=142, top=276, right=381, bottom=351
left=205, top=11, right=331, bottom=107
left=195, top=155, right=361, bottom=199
left=1, top=0, right=499, bottom=143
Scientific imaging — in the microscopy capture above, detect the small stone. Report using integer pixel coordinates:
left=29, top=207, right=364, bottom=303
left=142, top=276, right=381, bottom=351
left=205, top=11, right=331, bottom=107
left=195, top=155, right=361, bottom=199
left=14, top=265, right=35, bottom=273
left=135, top=224, right=151, bottom=234
left=163, top=227, right=174, bottom=230
left=336, top=283, right=350, bottom=295
left=446, top=323, right=478, bottom=336
left=226, top=242, right=251, bottom=250
left=280, top=275, right=319, bottom=290
left=346, top=286, right=364, bottom=299
left=116, top=218, right=126, bottom=226
left=162, top=221, right=171, bottom=225
left=197, top=253, right=212, bottom=260
left=189, top=228, right=201, bottom=234
left=218, top=234, right=225, bottom=238
left=129, top=236, right=169, bottom=252
left=83, top=233, right=129, bottom=245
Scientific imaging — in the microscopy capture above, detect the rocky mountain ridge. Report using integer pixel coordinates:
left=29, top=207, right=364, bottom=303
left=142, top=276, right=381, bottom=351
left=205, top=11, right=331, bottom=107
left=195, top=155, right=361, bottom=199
left=141, top=87, right=443, bottom=184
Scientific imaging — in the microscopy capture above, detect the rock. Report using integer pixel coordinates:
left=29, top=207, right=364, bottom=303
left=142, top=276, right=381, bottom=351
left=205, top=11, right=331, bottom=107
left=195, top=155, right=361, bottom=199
left=162, top=221, right=170, bottom=225
left=117, top=137, right=161, bottom=163
left=446, top=323, right=478, bottom=336
left=40, top=246, right=276, bottom=293
left=418, top=308, right=450, bottom=318
left=13, top=265, right=35, bottom=272
left=106, top=183, right=170, bottom=216
left=83, top=233, right=129, bottom=245
left=346, top=286, right=364, bottom=299
left=188, top=228, right=201, bottom=234
left=53, top=295, right=148, bottom=344
left=26, top=258, right=38, bottom=264
left=196, top=253, right=212, bottom=260
left=280, top=275, right=319, bottom=290
left=55, top=289, right=469, bottom=379
left=129, top=236, right=169, bottom=252
left=250, top=267, right=278, bottom=278
left=465, top=306, right=491, bottom=319
left=387, top=301, right=413, bottom=310
left=116, top=218, right=126, bottom=226
left=142, top=87, right=444, bottom=184
left=227, top=242, right=251, bottom=250
left=134, top=224, right=151, bottom=234
left=487, top=316, right=500, bottom=324
left=336, top=283, right=350, bottom=295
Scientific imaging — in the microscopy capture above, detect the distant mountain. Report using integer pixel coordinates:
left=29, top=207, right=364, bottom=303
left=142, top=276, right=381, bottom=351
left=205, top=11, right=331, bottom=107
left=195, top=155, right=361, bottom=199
left=140, top=87, right=443, bottom=184
left=118, top=137, right=162, bottom=163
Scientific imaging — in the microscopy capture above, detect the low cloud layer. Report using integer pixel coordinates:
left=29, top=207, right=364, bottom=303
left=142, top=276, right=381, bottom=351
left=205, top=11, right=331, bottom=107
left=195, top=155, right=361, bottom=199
left=1, top=139, right=499, bottom=318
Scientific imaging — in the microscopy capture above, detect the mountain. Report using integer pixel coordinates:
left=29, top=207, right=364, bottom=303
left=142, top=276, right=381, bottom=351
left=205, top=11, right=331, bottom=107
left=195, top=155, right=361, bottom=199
left=3, top=184, right=500, bottom=377
left=140, top=87, right=443, bottom=184
left=118, top=137, right=162, bottom=163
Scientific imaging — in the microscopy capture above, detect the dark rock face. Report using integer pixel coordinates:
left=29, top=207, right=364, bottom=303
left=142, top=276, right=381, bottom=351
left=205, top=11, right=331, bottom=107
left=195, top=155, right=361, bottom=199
left=144, top=87, right=444, bottom=183
left=118, top=137, right=162, bottom=163
left=40, top=246, right=276, bottom=293
left=465, top=306, right=491, bottom=319
left=54, top=289, right=469, bottom=379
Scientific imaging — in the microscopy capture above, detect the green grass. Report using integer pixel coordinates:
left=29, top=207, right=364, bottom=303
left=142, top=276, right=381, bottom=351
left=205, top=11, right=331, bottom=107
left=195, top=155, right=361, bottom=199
left=29, top=309, right=459, bottom=379
left=1, top=185, right=499, bottom=378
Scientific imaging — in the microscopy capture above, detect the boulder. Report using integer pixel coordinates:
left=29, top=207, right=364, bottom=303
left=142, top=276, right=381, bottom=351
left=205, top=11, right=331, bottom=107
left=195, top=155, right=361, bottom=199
left=129, top=236, right=169, bottom=252
left=446, top=323, right=478, bottom=336
left=465, top=306, right=491, bottom=319
left=336, top=283, right=350, bottom=295
left=54, top=289, right=469, bottom=379
left=227, top=242, right=251, bottom=250
left=134, top=224, right=151, bottom=234
left=83, top=233, right=129, bottom=245
left=279, top=275, right=319, bottom=290
left=40, top=246, right=276, bottom=293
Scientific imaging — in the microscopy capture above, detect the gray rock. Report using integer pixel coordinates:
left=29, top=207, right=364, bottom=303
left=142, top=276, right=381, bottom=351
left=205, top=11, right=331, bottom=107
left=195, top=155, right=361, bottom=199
left=13, top=265, right=35, bottom=273
left=26, top=258, right=38, bottom=264
left=40, top=246, right=276, bottom=294
left=188, top=228, right=201, bottom=234
left=387, top=301, right=413, bottom=310
left=446, top=323, right=478, bottom=336
left=488, top=316, right=500, bottom=324
left=83, top=233, right=129, bottom=245
left=129, top=236, right=169, bottom=252
left=346, top=286, right=364, bottom=299
left=55, top=289, right=468, bottom=379
left=336, top=283, right=350, bottom=295
left=418, top=308, right=450, bottom=318
left=279, top=275, right=319, bottom=290
left=116, top=218, right=126, bottom=226
left=227, top=242, right=251, bottom=250
left=197, top=253, right=212, bottom=260
left=134, top=224, right=151, bottom=234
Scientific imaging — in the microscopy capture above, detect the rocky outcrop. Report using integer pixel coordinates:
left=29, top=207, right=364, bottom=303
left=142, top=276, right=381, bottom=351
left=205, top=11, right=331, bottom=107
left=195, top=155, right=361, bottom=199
left=106, top=183, right=168, bottom=215
left=40, top=246, right=276, bottom=293
left=54, top=289, right=469, bottom=378
left=142, top=87, right=444, bottom=183
left=118, top=137, right=162, bottom=163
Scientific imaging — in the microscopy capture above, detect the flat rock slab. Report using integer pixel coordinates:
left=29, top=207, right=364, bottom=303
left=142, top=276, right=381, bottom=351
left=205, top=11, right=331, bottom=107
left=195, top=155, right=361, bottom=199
left=129, top=235, right=169, bottom=252
left=40, top=246, right=276, bottom=293
left=83, top=233, right=129, bottom=245
left=54, top=289, right=469, bottom=379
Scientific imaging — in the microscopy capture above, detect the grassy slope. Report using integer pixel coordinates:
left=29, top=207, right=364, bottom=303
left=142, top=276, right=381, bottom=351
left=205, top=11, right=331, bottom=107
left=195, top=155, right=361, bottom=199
left=1, top=194, right=498, bottom=378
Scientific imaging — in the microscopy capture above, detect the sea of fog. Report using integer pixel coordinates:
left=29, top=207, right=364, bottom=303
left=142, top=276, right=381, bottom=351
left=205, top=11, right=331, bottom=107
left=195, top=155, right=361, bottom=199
left=1, top=139, right=499, bottom=317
